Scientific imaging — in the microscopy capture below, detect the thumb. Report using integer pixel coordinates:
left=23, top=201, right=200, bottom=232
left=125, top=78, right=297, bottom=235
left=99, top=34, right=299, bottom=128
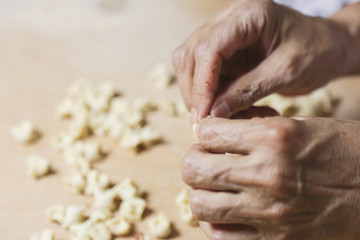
left=210, top=50, right=289, bottom=118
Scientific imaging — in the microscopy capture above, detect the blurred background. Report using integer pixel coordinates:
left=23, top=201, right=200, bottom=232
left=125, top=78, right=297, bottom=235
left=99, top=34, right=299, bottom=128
left=0, top=0, right=223, bottom=239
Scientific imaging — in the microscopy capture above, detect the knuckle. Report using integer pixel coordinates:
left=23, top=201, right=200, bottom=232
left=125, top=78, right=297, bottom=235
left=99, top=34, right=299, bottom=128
left=265, top=166, right=289, bottom=193
left=267, top=203, right=293, bottom=225
left=264, top=118, right=298, bottom=147
left=198, top=122, right=217, bottom=147
left=172, top=45, right=186, bottom=69
left=181, top=148, right=197, bottom=185
left=194, top=40, right=213, bottom=60
left=189, top=194, right=206, bottom=220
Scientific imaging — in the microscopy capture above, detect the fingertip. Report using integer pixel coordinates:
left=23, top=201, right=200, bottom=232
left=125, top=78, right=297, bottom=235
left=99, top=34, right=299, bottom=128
left=190, top=108, right=197, bottom=125
left=211, top=101, right=232, bottom=118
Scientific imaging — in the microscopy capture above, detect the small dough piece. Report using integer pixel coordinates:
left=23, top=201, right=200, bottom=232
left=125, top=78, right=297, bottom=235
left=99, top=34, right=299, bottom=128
left=138, top=126, right=162, bottom=148
left=148, top=63, right=174, bottom=89
left=254, top=94, right=295, bottom=117
left=110, top=97, right=131, bottom=116
left=30, top=229, right=54, bottom=240
left=11, top=121, right=39, bottom=143
left=113, top=178, right=138, bottom=200
left=56, top=97, right=87, bottom=119
left=63, top=171, right=86, bottom=194
left=90, top=209, right=112, bottom=222
left=65, top=157, right=91, bottom=175
left=118, top=197, right=146, bottom=221
left=133, top=98, right=155, bottom=113
left=89, top=222, right=112, bottom=240
left=86, top=82, right=115, bottom=113
left=105, top=216, right=132, bottom=236
left=68, top=112, right=91, bottom=140
left=175, top=98, right=190, bottom=118
left=82, top=142, right=103, bottom=162
left=46, top=204, right=66, bottom=224
left=157, top=100, right=176, bottom=116
left=107, top=119, right=127, bottom=139
left=122, top=110, right=145, bottom=127
left=52, top=132, right=75, bottom=151
left=63, top=141, right=103, bottom=164
left=119, top=129, right=142, bottom=150
left=26, top=154, right=51, bottom=179
left=84, top=169, right=110, bottom=196
left=179, top=204, right=197, bottom=226
left=69, top=220, right=94, bottom=240
left=62, top=205, right=86, bottom=229
left=148, top=213, right=171, bottom=238
left=176, top=189, right=197, bottom=225
left=93, top=189, right=117, bottom=210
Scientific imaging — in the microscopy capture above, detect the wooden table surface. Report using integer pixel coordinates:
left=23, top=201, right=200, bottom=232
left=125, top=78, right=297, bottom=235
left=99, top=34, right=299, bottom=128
left=0, top=1, right=223, bottom=239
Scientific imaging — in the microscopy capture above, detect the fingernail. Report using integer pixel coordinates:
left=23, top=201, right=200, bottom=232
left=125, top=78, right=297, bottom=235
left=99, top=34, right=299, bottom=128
left=192, top=123, right=199, bottom=141
left=211, top=101, right=232, bottom=118
left=190, top=108, right=197, bottom=125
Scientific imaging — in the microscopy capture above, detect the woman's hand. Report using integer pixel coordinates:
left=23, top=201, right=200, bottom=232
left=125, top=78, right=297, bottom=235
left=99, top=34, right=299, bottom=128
left=182, top=116, right=360, bottom=240
left=173, top=0, right=353, bottom=124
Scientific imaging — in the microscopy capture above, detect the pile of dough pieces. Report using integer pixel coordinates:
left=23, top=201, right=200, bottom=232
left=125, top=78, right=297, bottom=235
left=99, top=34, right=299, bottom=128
left=11, top=70, right=197, bottom=240
left=254, top=88, right=335, bottom=117
left=40, top=177, right=174, bottom=240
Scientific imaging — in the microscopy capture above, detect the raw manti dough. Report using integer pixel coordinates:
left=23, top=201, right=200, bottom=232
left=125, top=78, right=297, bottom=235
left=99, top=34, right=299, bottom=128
left=55, top=79, right=162, bottom=152
left=69, top=220, right=93, bottom=240
left=26, top=154, right=51, bottom=179
left=84, top=169, right=110, bottom=196
left=62, top=205, right=86, bottom=229
left=11, top=120, right=40, bottom=143
left=113, top=178, right=139, bottom=200
left=89, top=209, right=112, bottom=222
left=30, top=229, right=54, bottom=240
left=63, top=171, right=86, bottom=194
left=148, top=213, right=172, bottom=238
left=46, top=204, right=66, bottom=224
left=176, top=189, right=198, bottom=225
left=105, top=216, right=132, bottom=236
left=254, top=88, right=334, bottom=117
left=89, top=222, right=112, bottom=240
left=148, top=63, right=175, bottom=89
left=93, top=188, right=117, bottom=211
left=118, top=197, right=147, bottom=221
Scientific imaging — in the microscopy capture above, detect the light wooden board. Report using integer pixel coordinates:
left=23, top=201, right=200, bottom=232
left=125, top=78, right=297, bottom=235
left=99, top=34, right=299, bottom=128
left=1, top=1, right=360, bottom=240
left=0, top=1, right=223, bottom=239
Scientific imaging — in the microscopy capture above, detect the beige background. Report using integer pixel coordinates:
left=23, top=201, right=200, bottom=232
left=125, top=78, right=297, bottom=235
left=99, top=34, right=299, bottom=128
left=0, top=0, right=223, bottom=239
left=1, top=1, right=360, bottom=240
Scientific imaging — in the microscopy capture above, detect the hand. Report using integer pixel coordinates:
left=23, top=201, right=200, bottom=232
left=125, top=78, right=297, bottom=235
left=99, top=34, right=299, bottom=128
left=182, top=116, right=360, bottom=240
left=173, top=0, right=351, bottom=123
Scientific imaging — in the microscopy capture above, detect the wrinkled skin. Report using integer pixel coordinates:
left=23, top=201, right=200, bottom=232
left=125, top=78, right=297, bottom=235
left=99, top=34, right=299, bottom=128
left=182, top=116, right=360, bottom=240
left=172, top=0, right=352, bottom=123
left=174, top=0, right=360, bottom=239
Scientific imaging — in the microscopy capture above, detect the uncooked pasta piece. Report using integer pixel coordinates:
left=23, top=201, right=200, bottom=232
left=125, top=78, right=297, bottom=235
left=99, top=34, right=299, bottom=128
left=26, top=154, right=51, bottom=179
left=147, top=213, right=171, bottom=238
left=62, top=205, right=86, bottom=229
left=105, top=216, right=132, bottom=236
left=46, top=204, right=66, bottom=224
left=29, top=229, right=54, bottom=240
left=11, top=121, right=39, bottom=143
left=118, top=197, right=146, bottom=221
left=89, top=222, right=112, bottom=240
